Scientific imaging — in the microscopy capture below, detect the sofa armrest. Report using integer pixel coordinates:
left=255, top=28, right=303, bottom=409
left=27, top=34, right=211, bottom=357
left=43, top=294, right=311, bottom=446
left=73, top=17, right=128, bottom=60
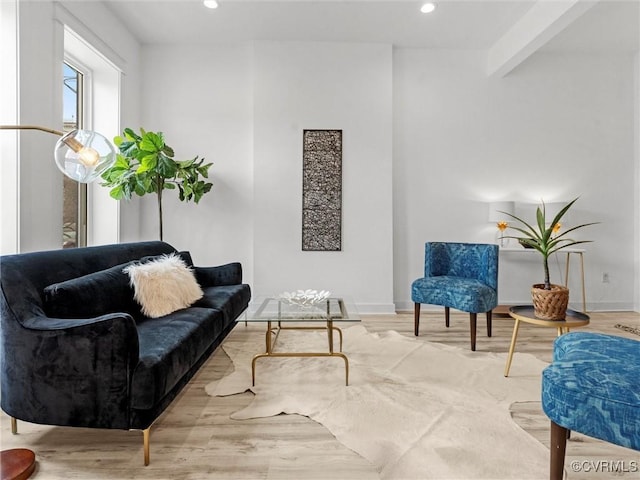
left=2, top=313, right=139, bottom=430
left=195, top=262, right=242, bottom=287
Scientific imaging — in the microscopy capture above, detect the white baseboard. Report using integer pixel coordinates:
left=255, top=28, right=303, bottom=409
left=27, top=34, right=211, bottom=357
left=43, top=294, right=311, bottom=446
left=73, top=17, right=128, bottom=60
left=355, top=303, right=397, bottom=315
left=394, top=301, right=443, bottom=313
left=395, top=300, right=638, bottom=314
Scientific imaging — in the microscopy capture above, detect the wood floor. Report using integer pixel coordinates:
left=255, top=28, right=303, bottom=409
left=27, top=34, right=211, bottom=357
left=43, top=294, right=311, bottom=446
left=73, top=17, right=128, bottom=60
left=1, top=310, right=639, bottom=479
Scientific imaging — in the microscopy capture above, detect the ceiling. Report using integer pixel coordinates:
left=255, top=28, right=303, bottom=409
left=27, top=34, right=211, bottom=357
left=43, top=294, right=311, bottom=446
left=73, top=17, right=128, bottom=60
left=103, top=0, right=639, bottom=52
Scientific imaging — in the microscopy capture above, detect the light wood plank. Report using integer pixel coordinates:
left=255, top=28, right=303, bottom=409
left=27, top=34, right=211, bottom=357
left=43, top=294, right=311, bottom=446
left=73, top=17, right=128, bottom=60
left=1, top=311, right=638, bottom=479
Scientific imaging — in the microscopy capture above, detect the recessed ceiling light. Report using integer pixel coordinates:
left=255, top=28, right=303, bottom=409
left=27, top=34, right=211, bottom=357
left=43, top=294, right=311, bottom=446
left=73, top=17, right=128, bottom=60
left=420, top=2, right=436, bottom=14
left=203, top=0, right=219, bottom=9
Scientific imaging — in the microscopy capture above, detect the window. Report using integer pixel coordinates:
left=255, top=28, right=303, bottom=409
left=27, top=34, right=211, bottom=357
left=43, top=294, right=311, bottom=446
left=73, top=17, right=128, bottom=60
left=64, top=27, right=121, bottom=246
left=62, top=62, right=87, bottom=248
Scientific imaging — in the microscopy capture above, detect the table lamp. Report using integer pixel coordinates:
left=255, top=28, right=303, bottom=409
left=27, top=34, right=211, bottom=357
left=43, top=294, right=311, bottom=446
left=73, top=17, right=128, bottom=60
left=488, top=201, right=515, bottom=247
left=0, top=125, right=116, bottom=183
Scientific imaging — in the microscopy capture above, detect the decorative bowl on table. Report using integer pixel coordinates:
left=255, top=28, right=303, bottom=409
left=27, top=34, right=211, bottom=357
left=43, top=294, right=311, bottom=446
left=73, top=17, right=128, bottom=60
left=518, top=238, right=535, bottom=249
left=279, top=289, right=331, bottom=307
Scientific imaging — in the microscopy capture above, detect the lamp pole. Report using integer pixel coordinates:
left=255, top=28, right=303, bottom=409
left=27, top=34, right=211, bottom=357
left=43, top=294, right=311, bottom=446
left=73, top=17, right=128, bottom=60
left=0, top=125, right=64, bottom=136
left=0, top=125, right=116, bottom=183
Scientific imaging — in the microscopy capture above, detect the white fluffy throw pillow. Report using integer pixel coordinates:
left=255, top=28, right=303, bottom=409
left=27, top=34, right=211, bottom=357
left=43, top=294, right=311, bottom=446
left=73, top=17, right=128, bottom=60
left=124, top=253, right=203, bottom=318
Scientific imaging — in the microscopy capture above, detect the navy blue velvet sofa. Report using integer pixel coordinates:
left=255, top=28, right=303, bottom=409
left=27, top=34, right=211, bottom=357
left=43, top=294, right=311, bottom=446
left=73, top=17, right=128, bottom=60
left=0, top=241, right=251, bottom=464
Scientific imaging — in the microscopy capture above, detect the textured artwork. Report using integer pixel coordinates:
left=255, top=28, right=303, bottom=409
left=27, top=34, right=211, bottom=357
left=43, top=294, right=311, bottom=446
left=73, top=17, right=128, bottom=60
left=302, top=130, right=342, bottom=251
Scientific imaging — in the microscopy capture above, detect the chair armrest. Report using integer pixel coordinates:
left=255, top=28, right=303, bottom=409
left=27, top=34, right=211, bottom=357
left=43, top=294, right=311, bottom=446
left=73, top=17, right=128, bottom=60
left=2, top=313, right=139, bottom=429
left=195, top=262, right=243, bottom=287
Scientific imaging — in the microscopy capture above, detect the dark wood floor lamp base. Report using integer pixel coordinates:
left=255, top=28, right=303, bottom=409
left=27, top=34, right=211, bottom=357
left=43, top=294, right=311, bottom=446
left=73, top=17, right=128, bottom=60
left=1, top=449, right=36, bottom=480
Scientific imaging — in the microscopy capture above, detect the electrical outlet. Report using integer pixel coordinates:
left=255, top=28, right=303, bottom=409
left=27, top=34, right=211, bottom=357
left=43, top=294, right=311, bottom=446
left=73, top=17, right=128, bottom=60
left=602, top=273, right=610, bottom=283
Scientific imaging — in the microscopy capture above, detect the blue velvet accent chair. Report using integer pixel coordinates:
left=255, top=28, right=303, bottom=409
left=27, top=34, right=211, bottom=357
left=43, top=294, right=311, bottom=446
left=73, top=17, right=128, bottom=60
left=411, top=242, right=499, bottom=351
left=542, top=332, right=640, bottom=480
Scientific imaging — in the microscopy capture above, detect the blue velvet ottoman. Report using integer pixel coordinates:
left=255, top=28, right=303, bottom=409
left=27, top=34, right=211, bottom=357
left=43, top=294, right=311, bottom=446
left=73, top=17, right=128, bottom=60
left=542, top=332, right=640, bottom=479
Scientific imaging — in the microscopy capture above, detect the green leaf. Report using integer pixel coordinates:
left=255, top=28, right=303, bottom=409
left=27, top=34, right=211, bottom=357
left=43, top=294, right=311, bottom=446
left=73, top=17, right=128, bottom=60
left=134, top=182, right=147, bottom=196
left=163, top=145, right=175, bottom=157
left=101, top=127, right=214, bottom=229
left=549, top=198, right=578, bottom=229
left=536, top=205, right=546, bottom=235
left=137, top=176, right=152, bottom=192
left=139, top=131, right=164, bottom=153
left=177, top=159, right=196, bottom=169
left=157, top=153, right=178, bottom=178
left=109, top=185, right=125, bottom=200
left=137, top=153, right=158, bottom=173
left=123, top=128, right=139, bottom=142
left=115, top=154, right=130, bottom=168
left=197, top=162, right=213, bottom=178
left=121, top=142, right=139, bottom=158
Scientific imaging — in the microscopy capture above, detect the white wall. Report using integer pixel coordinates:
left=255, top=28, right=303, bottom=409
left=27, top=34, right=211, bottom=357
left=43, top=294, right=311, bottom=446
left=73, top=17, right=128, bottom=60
left=139, top=45, right=254, bottom=275
left=139, top=42, right=395, bottom=312
left=0, top=0, right=19, bottom=255
left=0, top=0, right=141, bottom=253
left=7, top=3, right=638, bottom=313
left=393, top=49, right=636, bottom=311
left=11, top=1, right=62, bottom=253
left=139, top=43, right=635, bottom=313
left=252, top=42, right=394, bottom=312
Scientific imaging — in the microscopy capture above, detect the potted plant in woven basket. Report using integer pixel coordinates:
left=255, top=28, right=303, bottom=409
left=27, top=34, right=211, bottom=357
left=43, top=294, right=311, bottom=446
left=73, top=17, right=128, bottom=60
left=501, top=198, right=597, bottom=320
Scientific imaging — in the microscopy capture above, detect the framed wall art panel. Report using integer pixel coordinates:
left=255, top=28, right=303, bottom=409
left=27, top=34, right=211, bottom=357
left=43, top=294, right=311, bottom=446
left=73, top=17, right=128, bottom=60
left=302, top=129, right=342, bottom=251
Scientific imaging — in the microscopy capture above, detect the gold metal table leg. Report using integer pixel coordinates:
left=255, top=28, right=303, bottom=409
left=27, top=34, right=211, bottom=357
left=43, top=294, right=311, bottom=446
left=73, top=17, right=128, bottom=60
left=252, top=352, right=267, bottom=386
left=252, top=319, right=351, bottom=386
left=579, top=252, right=586, bottom=313
left=565, top=251, right=587, bottom=313
left=143, top=427, right=150, bottom=466
left=339, top=352, right=349, bottom=386
left=504, top=319, right=520, bottom=377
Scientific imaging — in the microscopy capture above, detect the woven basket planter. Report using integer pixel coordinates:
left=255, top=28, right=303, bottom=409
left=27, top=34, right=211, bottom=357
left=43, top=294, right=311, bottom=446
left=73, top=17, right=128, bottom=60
left=531, top=284, right=569, bottom=320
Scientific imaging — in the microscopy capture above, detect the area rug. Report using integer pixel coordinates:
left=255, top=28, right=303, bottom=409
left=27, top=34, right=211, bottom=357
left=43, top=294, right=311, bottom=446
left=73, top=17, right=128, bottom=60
left=206, top=325, right=549, bottom=479
left=615, top=323, right=640, bottom=337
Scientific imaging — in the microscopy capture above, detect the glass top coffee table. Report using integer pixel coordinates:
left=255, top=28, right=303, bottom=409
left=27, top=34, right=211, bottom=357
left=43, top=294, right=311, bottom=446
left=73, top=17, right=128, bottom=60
left=241, top=296, right=360, bottom=386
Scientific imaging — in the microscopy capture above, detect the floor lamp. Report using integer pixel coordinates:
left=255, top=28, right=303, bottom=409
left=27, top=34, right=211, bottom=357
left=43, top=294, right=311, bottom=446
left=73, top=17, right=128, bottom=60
left=0, top=125, right=116, bottom=183
left=0, top=125, right=115, bottom=480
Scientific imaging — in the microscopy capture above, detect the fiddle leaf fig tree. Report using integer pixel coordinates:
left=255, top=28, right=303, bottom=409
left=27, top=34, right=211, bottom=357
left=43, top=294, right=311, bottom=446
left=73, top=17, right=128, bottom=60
left=101, top=128, right=213, bottom=240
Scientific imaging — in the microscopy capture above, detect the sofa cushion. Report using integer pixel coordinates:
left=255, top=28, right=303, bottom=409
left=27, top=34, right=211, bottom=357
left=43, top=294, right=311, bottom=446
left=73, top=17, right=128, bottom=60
left=124, top=253, right=203, bottom=318
left=193, top=284, right=251, bottom=323
left=43, top=261, right=139, bottom=319
left=131, top=307, right=224, bottom=409
left=140, top=250, right=194, bottom=267
left=195, top=263, right=242, bottom=287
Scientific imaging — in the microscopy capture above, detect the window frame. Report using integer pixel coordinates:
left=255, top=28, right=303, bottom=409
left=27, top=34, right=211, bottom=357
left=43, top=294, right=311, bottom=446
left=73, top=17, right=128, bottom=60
left=62, top=58, right=89, bottom=248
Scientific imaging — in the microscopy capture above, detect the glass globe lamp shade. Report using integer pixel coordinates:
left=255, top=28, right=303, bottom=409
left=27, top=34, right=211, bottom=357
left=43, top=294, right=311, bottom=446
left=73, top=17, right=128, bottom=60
left=54, top=129, right=116, bottom=183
